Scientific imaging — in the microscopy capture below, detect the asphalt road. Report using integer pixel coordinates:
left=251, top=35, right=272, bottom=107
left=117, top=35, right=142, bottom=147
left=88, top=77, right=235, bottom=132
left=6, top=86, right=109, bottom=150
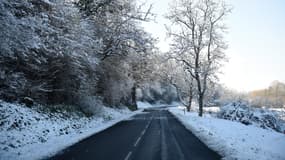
left=50, top=108, right=221, bottom=160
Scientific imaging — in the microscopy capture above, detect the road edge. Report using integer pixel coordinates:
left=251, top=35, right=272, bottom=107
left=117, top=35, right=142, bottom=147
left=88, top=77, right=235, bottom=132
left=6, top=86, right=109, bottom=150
left=42, top=109, right=143, bottom=160
left=167, top=109, right=226, bottom=159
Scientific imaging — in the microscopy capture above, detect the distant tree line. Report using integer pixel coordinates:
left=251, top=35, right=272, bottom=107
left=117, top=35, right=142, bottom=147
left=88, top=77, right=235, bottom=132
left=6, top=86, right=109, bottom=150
left=249, top=81, right=285, bottom=108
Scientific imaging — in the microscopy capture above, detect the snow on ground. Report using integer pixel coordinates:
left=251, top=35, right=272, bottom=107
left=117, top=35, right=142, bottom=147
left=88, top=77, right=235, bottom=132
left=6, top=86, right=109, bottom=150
left=137, top=101, right=153, bottom=109
left=270, top=108, right=285, bottom=121
left=169, top=106, right=285, bottom=160
left=0, top=100, right=141, bottom=160
left=180, top=101, right=221, bottom=113
left=137, top=101, right=180, bottom=109
left=203, top=106, right=221, bottom=113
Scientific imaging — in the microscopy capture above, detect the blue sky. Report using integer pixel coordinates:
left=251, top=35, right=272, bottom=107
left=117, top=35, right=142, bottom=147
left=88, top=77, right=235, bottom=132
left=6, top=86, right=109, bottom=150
left=141, top=0, right=285, bottom=91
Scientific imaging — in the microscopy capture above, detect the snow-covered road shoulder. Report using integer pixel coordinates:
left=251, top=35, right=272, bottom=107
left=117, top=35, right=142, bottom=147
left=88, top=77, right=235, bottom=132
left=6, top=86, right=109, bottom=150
left=169, top=107, right=285, bottom=160
left=0, top=101, right=141, bottom=160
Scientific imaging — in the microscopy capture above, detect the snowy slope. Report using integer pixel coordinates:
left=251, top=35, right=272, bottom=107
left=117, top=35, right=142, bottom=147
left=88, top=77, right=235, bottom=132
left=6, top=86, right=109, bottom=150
left=169, top=107, right=285, bottom=160
left=0, top=101, right=140, bottom=160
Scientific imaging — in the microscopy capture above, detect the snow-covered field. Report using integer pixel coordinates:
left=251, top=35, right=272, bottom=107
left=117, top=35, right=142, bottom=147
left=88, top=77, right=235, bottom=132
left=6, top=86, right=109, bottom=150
left=0, top=101, right=140, bottom=160
left=169, top=106, right=285, bottom=160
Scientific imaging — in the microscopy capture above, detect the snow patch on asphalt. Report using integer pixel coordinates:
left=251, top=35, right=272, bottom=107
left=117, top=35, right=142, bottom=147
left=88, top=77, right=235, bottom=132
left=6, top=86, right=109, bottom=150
left=0, top=100, right=141, bottom=160
left=169, top=106, right=285, bottom=160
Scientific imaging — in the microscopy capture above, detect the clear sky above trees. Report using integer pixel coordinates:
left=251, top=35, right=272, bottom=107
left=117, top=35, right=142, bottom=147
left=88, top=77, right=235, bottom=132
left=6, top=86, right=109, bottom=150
left=141, top=0, right=285, bottom=92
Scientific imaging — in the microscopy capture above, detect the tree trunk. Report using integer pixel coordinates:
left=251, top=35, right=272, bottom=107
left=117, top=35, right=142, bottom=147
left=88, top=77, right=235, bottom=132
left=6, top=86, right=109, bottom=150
left=196, top=74, right=203, bottom=117
left=187, top=85, right=193, bottom=112
left=198, top=93, right=203, bottom=117
left=187, top=94, right=192, bottom=112
left=131, top=84, right=137, bottom=110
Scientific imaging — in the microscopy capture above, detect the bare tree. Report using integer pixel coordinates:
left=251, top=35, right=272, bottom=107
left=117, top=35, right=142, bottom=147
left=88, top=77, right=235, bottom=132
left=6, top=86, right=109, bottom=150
left=156, top=56, right=195, bottom=111
left=166, top=0, right=231, bottom=116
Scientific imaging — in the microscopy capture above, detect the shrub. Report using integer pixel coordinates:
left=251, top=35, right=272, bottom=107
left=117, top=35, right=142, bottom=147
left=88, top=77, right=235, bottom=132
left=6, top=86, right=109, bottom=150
left=77, top=96, right=104, bottom=117
left=218, top=101, right=284, bottom=133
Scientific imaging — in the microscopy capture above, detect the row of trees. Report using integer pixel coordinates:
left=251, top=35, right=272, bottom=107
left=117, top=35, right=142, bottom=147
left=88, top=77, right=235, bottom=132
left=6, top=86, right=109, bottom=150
left=249, top=81, right=285, bottom=108
left=0, top=0, right=156, bottom=111
left=0, top=0, right=231, bottom=117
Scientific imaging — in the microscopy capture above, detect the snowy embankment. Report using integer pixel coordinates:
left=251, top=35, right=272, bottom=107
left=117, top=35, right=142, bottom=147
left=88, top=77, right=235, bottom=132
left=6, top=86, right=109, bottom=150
left=169, top=106, right=285, bottom=160
left=0, top=101, right=140, bottom=160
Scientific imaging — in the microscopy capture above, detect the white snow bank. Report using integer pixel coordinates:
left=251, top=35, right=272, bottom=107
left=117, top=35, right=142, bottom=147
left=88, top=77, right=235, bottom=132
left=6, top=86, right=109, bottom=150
left=169, top=107, right=285, bottom=160
left=0, top=101, right=141, bottom=160
left=204, top=106, right=221, bottom=113
left=182, top=102, right=221, bottom=113
left=137, top=101, right=153, bottom=109
left=137, top=101, right=181, bottom=109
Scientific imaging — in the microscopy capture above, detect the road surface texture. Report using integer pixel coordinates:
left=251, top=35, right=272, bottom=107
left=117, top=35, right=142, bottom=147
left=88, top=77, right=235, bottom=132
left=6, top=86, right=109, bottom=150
left=51, top=108, right=221, bottom=160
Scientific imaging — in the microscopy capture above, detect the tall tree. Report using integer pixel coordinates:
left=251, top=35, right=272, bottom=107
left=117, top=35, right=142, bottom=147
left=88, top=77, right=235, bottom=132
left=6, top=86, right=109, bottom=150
left=76, top=0, right=154, bottom=60
left=76, top=0, right=155, bottom=108
left=166, top=0, right=231, bottom=116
